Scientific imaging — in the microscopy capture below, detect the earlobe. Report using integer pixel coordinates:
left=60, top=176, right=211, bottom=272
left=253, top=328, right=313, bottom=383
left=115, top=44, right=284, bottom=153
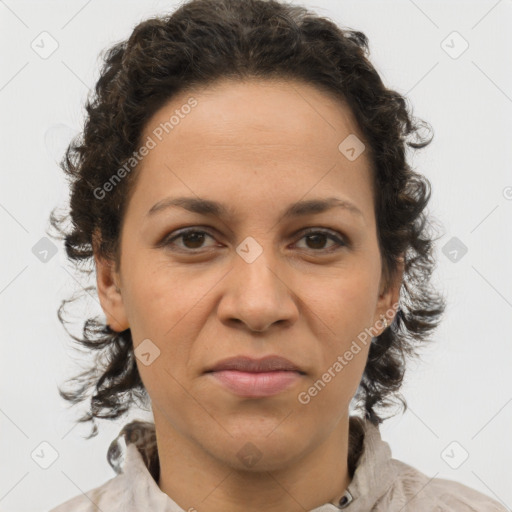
left=93, top=233, right=130, bottom=333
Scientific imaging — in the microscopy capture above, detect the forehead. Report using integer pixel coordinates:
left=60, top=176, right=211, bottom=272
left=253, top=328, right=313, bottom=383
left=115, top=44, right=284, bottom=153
left=143, top=78, right=366, bottom=156
left=129, top=78, right=374, bottom=223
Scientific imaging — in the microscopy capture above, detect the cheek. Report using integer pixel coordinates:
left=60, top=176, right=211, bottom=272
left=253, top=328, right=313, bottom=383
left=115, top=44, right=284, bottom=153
left=309, top=270, right=379, bottom=336
left=122, top=263, right=212, bottom=379
left=307, top=277, right=376, bottom=393
left=297, top=345, right=369, bottom=434
left=121, top=256, right=196, bottom=335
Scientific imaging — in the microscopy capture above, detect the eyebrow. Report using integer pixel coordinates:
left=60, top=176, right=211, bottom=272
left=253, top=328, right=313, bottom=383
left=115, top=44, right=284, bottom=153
left=146, top=196, right=365, bottom=223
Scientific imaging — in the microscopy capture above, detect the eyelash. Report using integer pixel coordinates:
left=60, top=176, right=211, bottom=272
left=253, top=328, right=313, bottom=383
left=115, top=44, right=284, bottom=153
left=161, top=226, right=348, bottom=254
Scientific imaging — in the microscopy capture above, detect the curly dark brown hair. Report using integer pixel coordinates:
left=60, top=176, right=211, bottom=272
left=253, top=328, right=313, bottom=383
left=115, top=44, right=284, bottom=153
left=48, top=0, right=446, bottom=455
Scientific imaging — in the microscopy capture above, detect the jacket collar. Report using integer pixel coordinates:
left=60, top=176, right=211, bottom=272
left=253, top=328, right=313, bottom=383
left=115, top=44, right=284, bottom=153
left=334, top=419, right=398, bottom=510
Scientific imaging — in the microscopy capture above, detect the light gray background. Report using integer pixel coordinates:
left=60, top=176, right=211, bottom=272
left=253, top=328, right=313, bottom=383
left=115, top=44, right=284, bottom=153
left=1, top=1, right=511, bottom=511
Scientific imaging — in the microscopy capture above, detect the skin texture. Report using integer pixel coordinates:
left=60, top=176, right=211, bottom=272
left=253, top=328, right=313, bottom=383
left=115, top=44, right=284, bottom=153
left=94, top=78, right=403, bottom=512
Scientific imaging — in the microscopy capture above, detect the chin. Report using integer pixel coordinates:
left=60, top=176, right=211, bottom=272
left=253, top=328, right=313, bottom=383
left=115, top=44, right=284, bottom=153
left=206, top=428, right=308, bottom=472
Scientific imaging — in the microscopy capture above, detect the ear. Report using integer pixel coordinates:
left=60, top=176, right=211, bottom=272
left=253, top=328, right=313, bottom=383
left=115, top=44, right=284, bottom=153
left=92, top=229, right=130, bottom=332
left=373, top=255, right=404, bottom=335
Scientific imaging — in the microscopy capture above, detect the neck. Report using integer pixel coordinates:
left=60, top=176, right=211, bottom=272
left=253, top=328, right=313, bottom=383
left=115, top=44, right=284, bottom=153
left=155, top=413, right=356, bottom=512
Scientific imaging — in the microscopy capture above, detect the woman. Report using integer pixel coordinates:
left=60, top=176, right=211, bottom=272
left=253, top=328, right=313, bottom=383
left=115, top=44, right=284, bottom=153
left=47, top=0, right=506, bottom=510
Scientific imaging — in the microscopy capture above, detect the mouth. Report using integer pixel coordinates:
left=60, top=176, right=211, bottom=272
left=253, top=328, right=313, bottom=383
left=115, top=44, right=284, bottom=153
left=206, top=370, right=304, bottom=397
left=204, top=355, right=306, bottom=398
left=204, top=354, right=306, bottom=374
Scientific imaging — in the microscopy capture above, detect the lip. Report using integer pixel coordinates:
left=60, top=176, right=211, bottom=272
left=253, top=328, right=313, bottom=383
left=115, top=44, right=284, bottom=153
left=208, top=370, right=303, bottom=397
left=205, top=355, right=305, bottom=374
left=204, top=355, right=306, bottom=398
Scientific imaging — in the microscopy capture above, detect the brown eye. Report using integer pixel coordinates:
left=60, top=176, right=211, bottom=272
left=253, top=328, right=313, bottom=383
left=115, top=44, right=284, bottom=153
left=164, top=229, right=216, bottom=251
left=179, top=231, right=209, bottom=249
left=294, top=229, right=347, bottom=252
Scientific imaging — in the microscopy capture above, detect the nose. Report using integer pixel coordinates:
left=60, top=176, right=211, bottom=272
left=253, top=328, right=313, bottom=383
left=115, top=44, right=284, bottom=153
left=217, top=248, right=299, bottom=333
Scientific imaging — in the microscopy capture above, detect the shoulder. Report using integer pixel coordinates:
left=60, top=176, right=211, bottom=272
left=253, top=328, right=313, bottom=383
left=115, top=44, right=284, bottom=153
left=47, top=474, right=126, bottom=512
left=48, top=422, right=160, bottom=511
left=385, top=459, right=507, bottom=511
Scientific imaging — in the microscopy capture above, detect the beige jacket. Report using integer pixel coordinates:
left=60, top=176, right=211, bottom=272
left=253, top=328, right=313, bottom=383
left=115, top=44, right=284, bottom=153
left=49, top=416, right=507, bottom=511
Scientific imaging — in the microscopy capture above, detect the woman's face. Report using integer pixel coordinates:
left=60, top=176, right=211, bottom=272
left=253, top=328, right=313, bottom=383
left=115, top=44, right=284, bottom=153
left=95, top=78, right=402, bottom=471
